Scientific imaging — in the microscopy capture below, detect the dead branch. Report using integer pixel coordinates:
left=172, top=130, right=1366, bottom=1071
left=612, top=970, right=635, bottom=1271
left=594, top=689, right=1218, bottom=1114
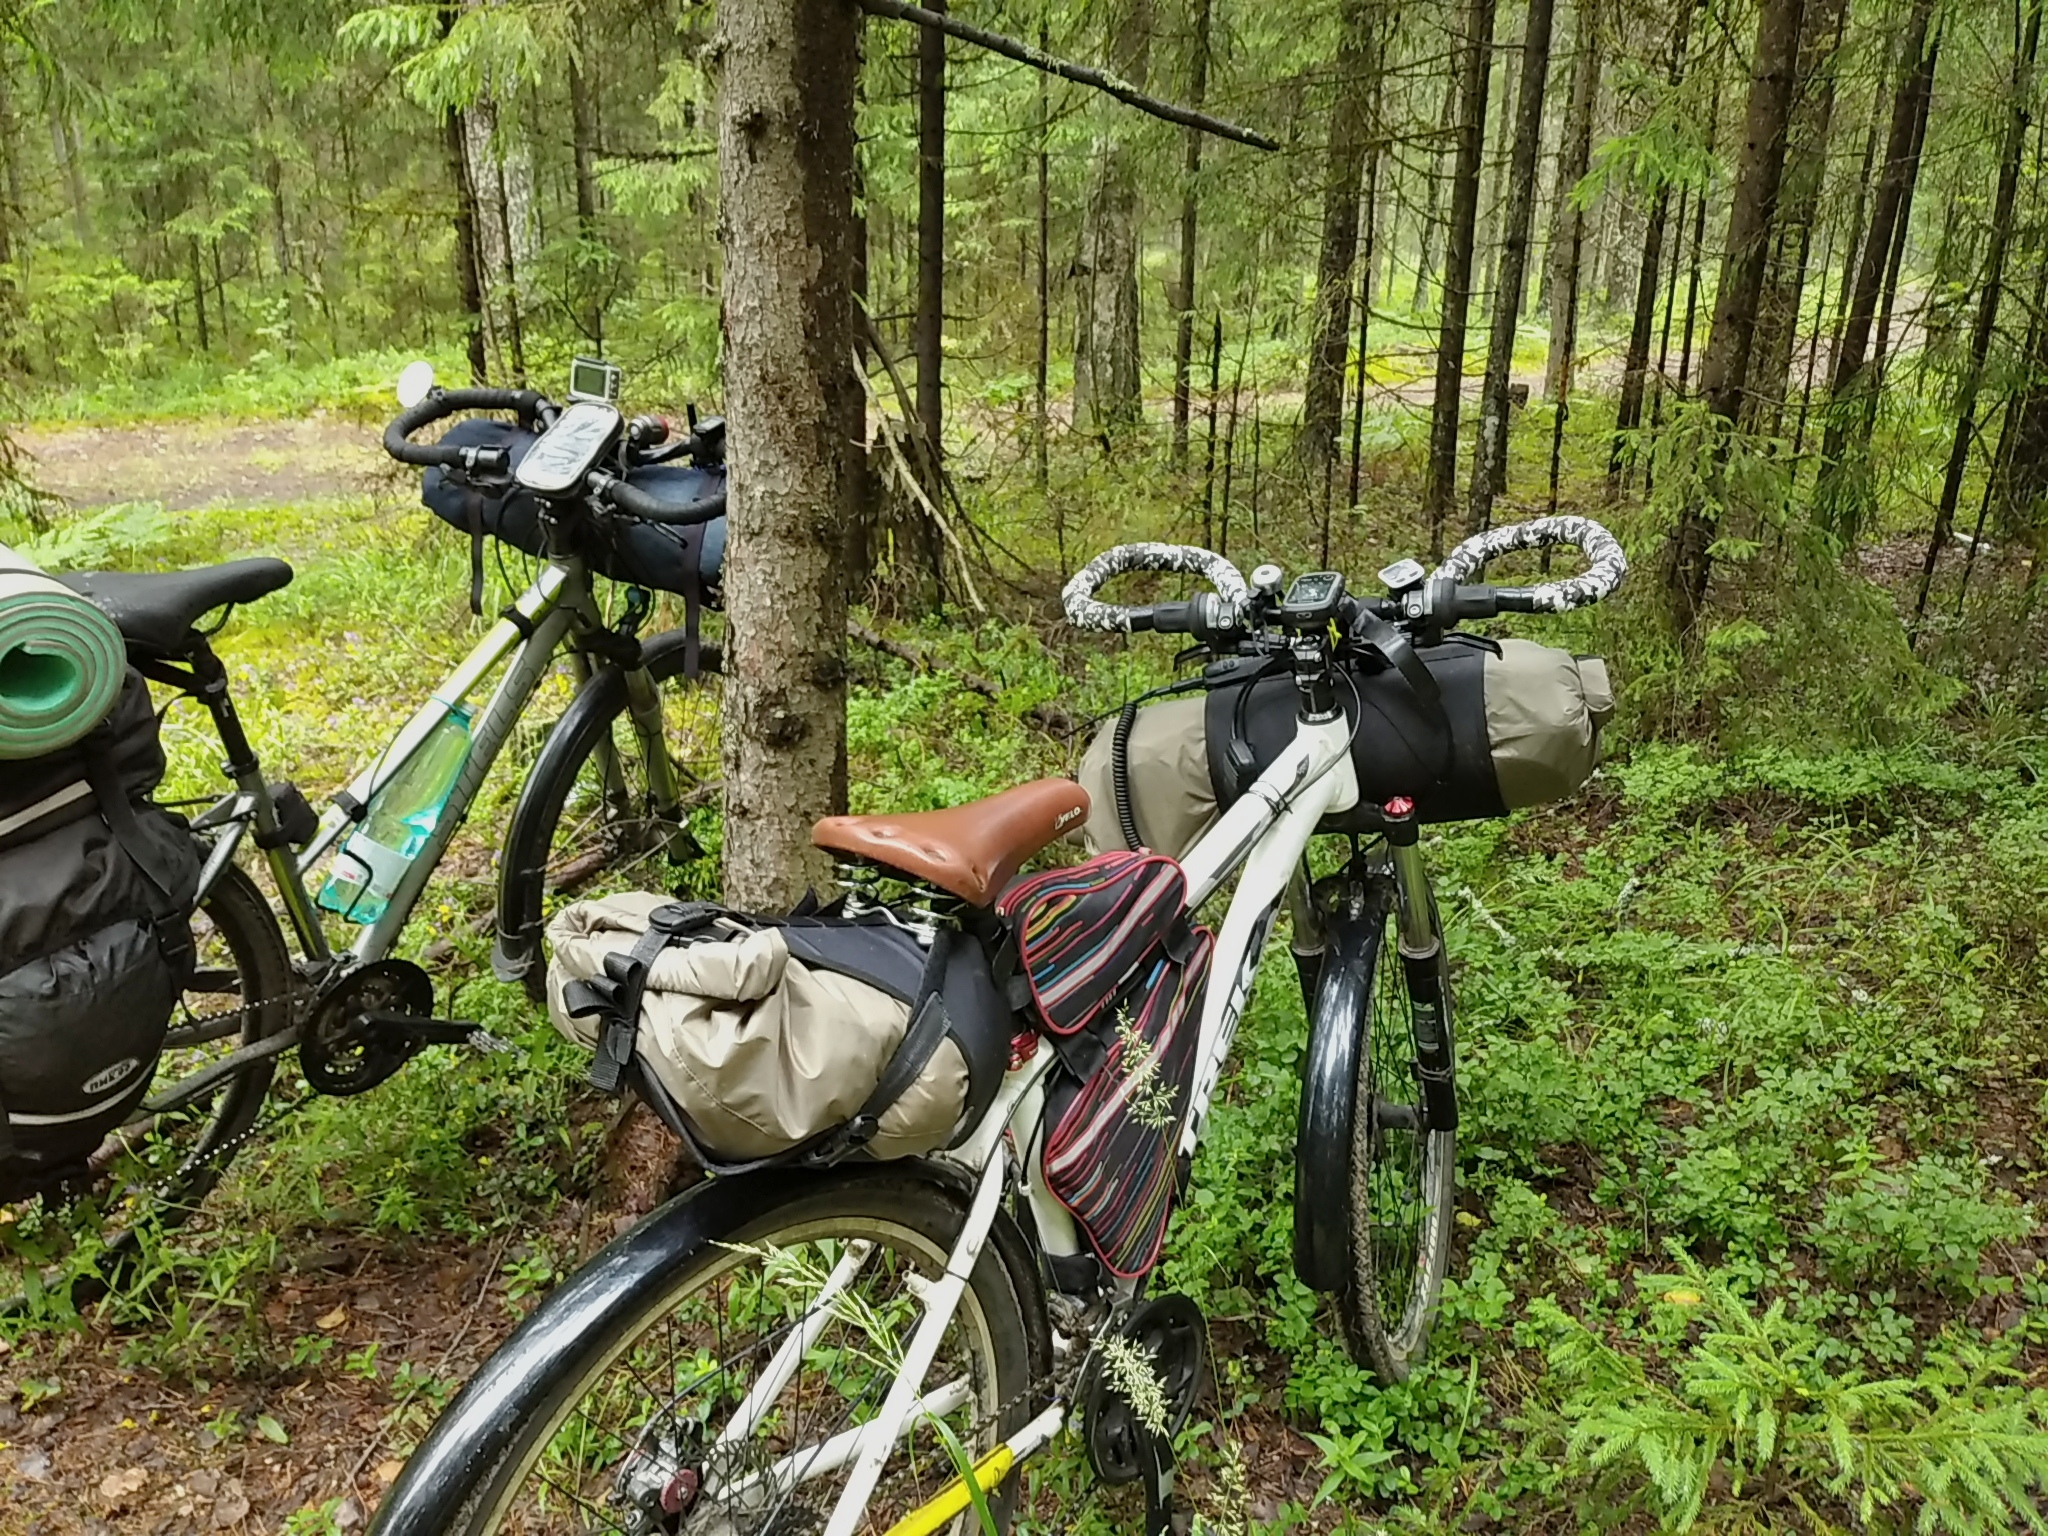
left=858, top=0, right=1279, bottom=151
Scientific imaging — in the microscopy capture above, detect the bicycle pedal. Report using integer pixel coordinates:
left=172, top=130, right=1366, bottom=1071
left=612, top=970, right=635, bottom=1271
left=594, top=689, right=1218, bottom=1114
left=465, top=1027, right=516, bottom=1055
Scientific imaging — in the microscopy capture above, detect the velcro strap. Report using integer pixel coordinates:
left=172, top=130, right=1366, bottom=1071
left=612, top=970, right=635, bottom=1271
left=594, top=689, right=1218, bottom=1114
left=464, top=487, right=487, bottom=616
left=805, top=929, right=954, bottom=1164
left=587, top=921, right=683, bottom=1096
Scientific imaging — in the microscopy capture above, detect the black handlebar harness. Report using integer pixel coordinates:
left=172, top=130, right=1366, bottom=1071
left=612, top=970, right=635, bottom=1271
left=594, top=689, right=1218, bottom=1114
left=382, top=386, right=727, bottom=526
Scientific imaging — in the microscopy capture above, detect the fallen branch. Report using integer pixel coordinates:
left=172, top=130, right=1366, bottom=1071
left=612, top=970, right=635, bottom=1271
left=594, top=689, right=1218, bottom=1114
left=848, top=620, right=1079, bottom=737
left=853, top=345, right=990, bottom=615
left=858, top=0, right=1279, bottom=151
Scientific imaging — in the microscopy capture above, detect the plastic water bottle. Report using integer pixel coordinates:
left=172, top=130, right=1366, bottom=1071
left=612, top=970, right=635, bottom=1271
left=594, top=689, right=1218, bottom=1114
left=317, top=703, right=475, bottom=925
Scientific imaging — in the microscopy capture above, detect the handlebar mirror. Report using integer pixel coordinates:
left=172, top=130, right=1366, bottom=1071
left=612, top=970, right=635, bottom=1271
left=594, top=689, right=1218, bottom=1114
left=396, top=360, right=437, bottom=409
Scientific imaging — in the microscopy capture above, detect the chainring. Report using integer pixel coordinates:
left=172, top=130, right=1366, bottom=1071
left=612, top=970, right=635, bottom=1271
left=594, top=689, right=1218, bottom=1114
left=1080, top=1292, right=1208, bottom=1486
left=303, top=958, right=433, bottom=1096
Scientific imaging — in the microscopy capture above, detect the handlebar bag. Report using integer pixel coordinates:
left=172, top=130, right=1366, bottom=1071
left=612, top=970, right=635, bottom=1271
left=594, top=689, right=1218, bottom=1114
left=1081, top=636, right=1614, bottom=852
left=0, top=670, right=199, bottom=1200
left=418, top=419, right=728, bottom=600
left=997, top=850, right=1213, bottom=1279
left=544, top=893, right=1009, bottom=1173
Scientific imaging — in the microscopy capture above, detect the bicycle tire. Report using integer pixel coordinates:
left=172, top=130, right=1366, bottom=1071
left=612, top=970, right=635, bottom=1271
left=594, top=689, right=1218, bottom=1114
left=127, top=861, right=294, bottom=1215
left=371, top=1167, right=1046, bottom=1536
left=1335, top=875, right=1457, bottom=1383
left=495, top=630, right=723, bottom=1001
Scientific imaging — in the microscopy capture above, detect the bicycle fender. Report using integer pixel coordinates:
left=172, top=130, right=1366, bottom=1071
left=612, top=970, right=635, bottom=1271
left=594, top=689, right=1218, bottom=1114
left=1292, top=878, right=1389, bottom=1293
left=491, top=626, right=700, bottom=987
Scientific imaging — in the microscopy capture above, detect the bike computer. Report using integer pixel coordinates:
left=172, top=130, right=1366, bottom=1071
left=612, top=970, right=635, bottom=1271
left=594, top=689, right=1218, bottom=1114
left=515, top=400, right=623, bottom=495
left=567, top=356, right=622, bottom=404
left=1280, top=571, right=1346, bottom=628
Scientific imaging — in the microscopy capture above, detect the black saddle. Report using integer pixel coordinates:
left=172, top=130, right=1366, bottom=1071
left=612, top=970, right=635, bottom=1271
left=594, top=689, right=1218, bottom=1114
left=60, top=559, right=295, bottom=653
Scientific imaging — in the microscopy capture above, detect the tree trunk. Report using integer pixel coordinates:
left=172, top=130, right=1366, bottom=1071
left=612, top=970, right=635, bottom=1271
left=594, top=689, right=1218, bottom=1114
left=915, top=0, right=946, bottom=491
left=1350, top=129, right=1380, bottom=511
left=1543, top=0, right=1601, bottom=400
left=443, top=106, right=489, bottom=384
left=1608, top=186, right=1671, bottom=495
left=1669, top=0, right=1806, bottom=639
left=1816, top=0, right=1937, bottom=534
left=1476, top=31, right=1517, bottom=317
left=1072, top=0, right=1152, bottom=436
left=1913, top=0, right=2039, bottom=628
left=716, top=0, right=862, bottom=910
left=568, top=34, right=600, bottom=233
left=1424, top=0, right=1498, bottom=555
left=1035, top=11, right=1051, bottom=491
left=1869, top=46, right=1933, bottom=388
left=1170, top=0, right=1214, bottom=472
left=1747, top=0, right=1847, bottom=433
left=1467, top=0, right=1557, bottom=531
left=189, top=239, right=210, bottom=353
left=1412, top=74, right=1457, bottom=314
left=1302, top=0, right=1379, bottom=473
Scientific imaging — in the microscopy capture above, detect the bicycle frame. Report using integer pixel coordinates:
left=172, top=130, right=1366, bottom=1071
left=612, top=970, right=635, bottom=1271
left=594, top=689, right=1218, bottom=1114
left=187, top=553, right=680, bottom=974
left=802, top=706, right=1380, bottom=1536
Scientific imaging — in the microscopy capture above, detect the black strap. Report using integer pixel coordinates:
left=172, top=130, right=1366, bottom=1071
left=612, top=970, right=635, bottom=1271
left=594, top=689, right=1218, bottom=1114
left=464, top=485, right=488, bottom=616
left=498, top=603, right=536, bottom=642
left=806, top=929, right=955, bottom=1163
left=85, top=755, right=193, bottom=977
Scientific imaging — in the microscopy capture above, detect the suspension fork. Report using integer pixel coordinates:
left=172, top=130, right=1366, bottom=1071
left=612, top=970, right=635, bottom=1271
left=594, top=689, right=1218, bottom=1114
left=1382, top=799, right=1456, bottom=1132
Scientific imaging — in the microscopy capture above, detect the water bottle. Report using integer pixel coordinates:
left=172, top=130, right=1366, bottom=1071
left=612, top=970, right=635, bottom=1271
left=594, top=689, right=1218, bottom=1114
left=317, top=702, right=475, bottom=925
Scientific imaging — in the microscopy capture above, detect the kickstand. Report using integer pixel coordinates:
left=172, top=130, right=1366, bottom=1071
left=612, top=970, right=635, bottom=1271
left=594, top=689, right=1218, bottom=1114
left=1139, top=1420, right=1178, bottom=1536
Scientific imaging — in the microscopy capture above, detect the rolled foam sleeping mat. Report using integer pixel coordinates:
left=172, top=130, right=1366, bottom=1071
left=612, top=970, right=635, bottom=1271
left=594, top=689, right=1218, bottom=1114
left=0, top=540, right=126, bottom=760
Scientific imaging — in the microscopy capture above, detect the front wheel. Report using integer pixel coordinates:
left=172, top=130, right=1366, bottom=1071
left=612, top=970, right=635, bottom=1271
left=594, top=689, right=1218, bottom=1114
left=496, top=630, right=723, bottom=1000
left=371, top=1168, right=1043, bottom=1536
left=1336, top=876, right=1457, bottom=1383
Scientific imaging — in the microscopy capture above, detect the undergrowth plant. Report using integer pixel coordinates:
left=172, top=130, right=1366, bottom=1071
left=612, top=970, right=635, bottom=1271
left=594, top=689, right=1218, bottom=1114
left=1539, top=1253, right=2048, bottom=1533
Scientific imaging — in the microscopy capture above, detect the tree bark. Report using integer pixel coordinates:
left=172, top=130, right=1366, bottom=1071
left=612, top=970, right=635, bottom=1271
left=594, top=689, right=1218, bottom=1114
left=1170, top=0, right=1213, bottom=472
left=443, top=106, right=489, bottom=383
left=1424, top=0, right=1497, bottom=555
left=1669, top=0, right=1806, bottom=639
left=1035, top=11, right=1051, bottom=491
left=568, top=27, right=601, bottom=233
left=1413, top=74, right=1457, bottom=315
left=1035, top=12, right=1052, bottom=491
left=1816, top=0, right=1937, bottom=534
left=716, top=0, right=862, bottom=909
left=1868, top=46, right=1933, bottom=387
left=1302, top=0, right=1379, bottom=473
left=1913, top=0, right=2039, bottom=628
left=1467, top=0, right=1557, bottom=531
left=1543, top=0, right=1601, bottom=400
left=1072, top=0, right=1152, bottom=436
left=1747, top=0, right=1847, bottom=433
left=915, top=0, right=946, bottom=491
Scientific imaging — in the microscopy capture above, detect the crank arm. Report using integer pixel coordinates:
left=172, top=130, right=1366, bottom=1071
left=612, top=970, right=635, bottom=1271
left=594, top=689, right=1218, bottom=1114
left=357, top=1011, right=511, bottom=1051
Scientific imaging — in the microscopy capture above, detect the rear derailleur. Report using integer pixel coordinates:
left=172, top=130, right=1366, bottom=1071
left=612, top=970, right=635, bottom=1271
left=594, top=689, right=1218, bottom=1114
left=302, top=958, right=507, bottom=1096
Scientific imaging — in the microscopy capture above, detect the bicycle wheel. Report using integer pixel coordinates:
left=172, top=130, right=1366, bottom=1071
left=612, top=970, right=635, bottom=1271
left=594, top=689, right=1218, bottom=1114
left=373, top=1169, right=1042, bottom=1536
left=98, top=861, right=295, bottom=1215
left=497, top=631, right=723, bottom=1000
left=1336, top=877, right=1456, bottom=1383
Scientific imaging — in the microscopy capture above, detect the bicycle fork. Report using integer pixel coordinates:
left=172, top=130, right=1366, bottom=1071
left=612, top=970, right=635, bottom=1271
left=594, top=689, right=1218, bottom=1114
left=1383, top=801, right=1456, bottom=1133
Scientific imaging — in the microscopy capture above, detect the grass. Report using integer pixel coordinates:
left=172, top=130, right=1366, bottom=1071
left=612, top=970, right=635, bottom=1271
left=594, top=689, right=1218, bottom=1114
left=3, top=359, right=2046, bottom=1533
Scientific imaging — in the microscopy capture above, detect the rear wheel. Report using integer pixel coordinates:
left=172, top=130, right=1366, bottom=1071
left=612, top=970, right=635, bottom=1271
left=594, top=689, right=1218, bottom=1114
left=499, top=632, right=723, bottom=1000
left=96, top=861, right=295, bottom=1217
left=381, top=1171, right=1040, bottom=1536
left=1336, top=877, right=1456, bottom=1383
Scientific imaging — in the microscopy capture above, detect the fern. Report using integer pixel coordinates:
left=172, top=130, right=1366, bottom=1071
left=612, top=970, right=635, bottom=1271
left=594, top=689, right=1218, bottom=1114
left=1544, top=1250, right=2048, bottom=1533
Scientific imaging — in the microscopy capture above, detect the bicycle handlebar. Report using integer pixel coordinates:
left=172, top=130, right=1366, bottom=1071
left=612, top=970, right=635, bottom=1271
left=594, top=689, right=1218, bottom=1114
left=1064, top=516, right=1625, bottom=642
left=1062, top=543, right=1251, bottom=633
left=592, top=472, right=728, bottom=526
left=383, top=386, right=544, bottom=472
left=1432, top=514, right=1627, bottom=611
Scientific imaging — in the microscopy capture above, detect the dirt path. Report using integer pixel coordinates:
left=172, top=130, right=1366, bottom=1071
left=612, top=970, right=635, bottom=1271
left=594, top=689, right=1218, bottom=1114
left=18, top=416, right=387, bottom=512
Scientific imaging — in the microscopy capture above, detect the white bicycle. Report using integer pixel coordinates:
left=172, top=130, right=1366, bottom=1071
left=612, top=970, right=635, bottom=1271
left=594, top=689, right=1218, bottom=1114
left=370, top=517, right=1625, bottom=1536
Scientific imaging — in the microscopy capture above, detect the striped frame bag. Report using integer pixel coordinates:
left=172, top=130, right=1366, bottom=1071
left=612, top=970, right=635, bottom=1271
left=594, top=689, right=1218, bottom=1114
left=998, top=852, right=1215, bottom=1278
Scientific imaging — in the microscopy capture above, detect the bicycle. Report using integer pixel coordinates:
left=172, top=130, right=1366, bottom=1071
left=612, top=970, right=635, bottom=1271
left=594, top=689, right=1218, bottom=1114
left=22, top=357, right=731, bottom=1216
left=369, top=515, right=1625, bottom=1536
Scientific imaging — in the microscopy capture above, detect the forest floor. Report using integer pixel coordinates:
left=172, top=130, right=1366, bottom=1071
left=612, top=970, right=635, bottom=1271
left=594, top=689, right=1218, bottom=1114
left=3, top=384, right=2045, bottom=1536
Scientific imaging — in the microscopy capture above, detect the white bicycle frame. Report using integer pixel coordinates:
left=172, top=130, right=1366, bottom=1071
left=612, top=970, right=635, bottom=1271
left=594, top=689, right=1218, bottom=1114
left=750, top=706, right=1364, bottom=1536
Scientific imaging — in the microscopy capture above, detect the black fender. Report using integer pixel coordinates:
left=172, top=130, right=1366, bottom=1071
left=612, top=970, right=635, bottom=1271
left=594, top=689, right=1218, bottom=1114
left=1292, top=875, right=1393, bottom=1293
left=368, top=1162, right=1046, bottom=1535
left=491, top=627, right=712, bottom=987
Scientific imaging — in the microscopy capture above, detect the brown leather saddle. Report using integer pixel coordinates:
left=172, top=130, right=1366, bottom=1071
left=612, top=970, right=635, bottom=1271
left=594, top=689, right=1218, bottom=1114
left=812, top=778, right=1091, bottom=907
